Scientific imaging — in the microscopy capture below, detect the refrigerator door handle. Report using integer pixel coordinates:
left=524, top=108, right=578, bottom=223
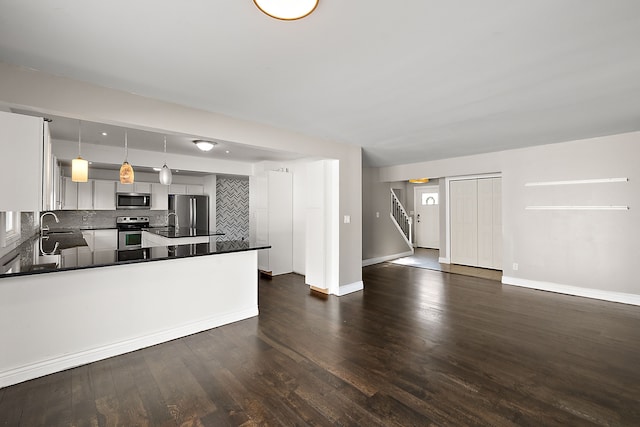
left=191, top=197, right=196, bottom=228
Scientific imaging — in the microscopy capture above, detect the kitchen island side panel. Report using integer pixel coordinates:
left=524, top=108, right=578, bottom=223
left=0, top=250, right=258, bottom=388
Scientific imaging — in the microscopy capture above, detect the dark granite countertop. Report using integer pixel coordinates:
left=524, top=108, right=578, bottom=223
left=145, top=227, right=226, bottom=238
left=0, top=233, right=269, bottom=279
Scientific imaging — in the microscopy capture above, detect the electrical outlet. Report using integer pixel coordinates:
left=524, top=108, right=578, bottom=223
left=344, top=215, right=351, bottom=224
left=513, top=263, right=519, bottom=271
left=376, top=212, right=380, bottom=218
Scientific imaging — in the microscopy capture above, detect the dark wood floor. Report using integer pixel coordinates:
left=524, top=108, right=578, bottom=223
left=391, top=248, right=503, bottom=281
left=2, top=263, right=640, bottom=426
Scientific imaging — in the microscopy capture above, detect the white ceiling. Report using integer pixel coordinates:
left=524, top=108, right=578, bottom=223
left=1, top=1, right=639, bottom=167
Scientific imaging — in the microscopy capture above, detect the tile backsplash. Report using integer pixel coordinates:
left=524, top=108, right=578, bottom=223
left=48, top=210, right=169, bottom=229
left=216, top=178, right=249, bottom=241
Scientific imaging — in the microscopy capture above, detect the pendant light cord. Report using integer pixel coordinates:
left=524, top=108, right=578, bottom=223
left=164, top=136, right=167, bottom=163
left=78, top=120, right=82, bottom=156
left=125, top=131, right=128, bottom=161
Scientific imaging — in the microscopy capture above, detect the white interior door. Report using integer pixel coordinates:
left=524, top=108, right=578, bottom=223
left=477, top=178, right=494, bottom=268
left=415, top=186, right=440, bottom=249
left=450, top=179, right=478, bottom=266
left=492, top=178, right=502, bottom=270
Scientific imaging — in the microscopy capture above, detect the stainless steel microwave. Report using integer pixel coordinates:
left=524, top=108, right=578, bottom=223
left=116, top=193, right=151, bottom=209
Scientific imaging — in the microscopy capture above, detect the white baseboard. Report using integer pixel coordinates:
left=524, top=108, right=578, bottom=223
left=337, top=281, right=364, bottom=296
left=438, top=257, right=450, bottom=264
left=502, top=276, right=640, bottom=306
left=362, top=251, right=414, bottom=267
left=0, top=307, right=258, bottom=389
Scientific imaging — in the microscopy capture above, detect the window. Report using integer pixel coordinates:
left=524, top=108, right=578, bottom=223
left=0, top=211, right=20, bottom=247
left=5, top=212, right=13, bottom=233
left=421, top=192, right=439, bottom=205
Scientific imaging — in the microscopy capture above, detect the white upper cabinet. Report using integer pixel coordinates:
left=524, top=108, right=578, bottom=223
left=93, top=180, right=116, bottom=210
left=0, top=111, right=44, bottom=211
left=151, top=184, right=168, bottom=210
left=169, top=184, right=204, bottom=195
left=116, top=182, right=151, bottom=193
left=77, top=181, right=94, bottom=210
left=61, top=177, right=78, bottom=210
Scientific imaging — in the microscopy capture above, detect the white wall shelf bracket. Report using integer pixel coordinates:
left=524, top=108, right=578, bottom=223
left=525, top=178, right=628, bottom=187
left=525, top=206, right=629, bottom=211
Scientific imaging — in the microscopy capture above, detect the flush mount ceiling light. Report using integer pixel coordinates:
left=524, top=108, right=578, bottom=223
left=159, top=136, right=173, bottom=185
left=408, top=178, right=429, bottom=184
left=253, top=0, right=319, bottom=20
left=193, top=139, right=217, bottom=152
left=119, top=131, right=135, bottom=184
left=71, top=120, right=88, bottom=182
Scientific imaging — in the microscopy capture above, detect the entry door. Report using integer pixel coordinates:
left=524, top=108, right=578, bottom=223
left=415, top=186, right=440, bottom=249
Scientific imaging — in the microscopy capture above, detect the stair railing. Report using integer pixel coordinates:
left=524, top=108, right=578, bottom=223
left=390, top=189, right=413, bottom=251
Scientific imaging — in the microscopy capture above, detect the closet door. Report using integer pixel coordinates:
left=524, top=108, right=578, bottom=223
left=477, top=178, right=494, bottom=268
left=450, top=179, right=478, bottom=266
left=492, top=178, right=502, bottom=270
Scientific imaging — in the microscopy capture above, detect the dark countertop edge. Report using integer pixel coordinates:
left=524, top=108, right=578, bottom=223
left=48, top=227, right=119, bottom=231
left=144, top=228, right=226, bottom=238
left=0, top=244, right=271, bottom=280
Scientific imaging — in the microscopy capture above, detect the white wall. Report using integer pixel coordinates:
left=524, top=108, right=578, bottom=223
left=0, top=62, right=362, bottom=290
left=375, top=132, right=640, bottom=304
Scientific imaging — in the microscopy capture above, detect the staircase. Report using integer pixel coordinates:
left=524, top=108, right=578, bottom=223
left=390, top=189, right=414, bottom=252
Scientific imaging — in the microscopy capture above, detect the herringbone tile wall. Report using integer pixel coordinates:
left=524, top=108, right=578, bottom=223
left=216, top=177, right=249, bottom=241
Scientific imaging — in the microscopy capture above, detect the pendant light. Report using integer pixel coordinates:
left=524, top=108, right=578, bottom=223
left=71, top=120, right=88, bottom=182
left=119, top=131, right=134, bottom=184
left=254, top=0, right=319, bottom=20
left=159, top=136, right=172, bottom=185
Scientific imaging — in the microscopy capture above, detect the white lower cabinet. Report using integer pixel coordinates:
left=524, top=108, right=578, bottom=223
left=142, top=231, right=209, bottom=248
left=80, top=229, right=118, bottom=264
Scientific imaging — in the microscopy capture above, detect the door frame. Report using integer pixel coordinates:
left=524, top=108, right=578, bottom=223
left=413, top=185, right=440, bottom=248
left=443, top=173, right=501, bottom=264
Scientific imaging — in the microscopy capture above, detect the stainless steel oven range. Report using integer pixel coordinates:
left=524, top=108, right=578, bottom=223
left=116, top=216, right=150, bottom=250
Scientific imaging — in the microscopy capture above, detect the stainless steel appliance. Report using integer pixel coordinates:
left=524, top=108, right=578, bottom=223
left=116, top=193, right=151, bottom=210
left=117, top=248, right=150, bottom=262
left=117, top=216, right=150, bottom=250
left=169, top=194, right=209, bottom=230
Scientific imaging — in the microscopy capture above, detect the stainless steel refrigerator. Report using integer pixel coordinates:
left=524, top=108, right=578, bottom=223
left=168, top=194, right=209, bottom=230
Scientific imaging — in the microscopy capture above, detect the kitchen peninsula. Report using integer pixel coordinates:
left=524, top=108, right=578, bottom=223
left=0, top=231, right=269, bottom=388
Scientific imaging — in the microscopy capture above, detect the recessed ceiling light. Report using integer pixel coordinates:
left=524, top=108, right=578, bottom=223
left=193, top=140, right=216, bottom=152
left=225, top=150, right=230, bottom=154
left=101, top=132, right=108, bottom=136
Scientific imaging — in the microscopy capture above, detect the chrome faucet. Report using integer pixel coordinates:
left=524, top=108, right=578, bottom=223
left=40, top=211, right=59, bottom=234
left=167, top=212, right=179, bottom=229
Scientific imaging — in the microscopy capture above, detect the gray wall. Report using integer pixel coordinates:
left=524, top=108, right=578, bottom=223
left=372, top=131, right=640, bottom=297
left=216, top=177, right=249, bottom=241
left=362, top=168, right=411, bottom=261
